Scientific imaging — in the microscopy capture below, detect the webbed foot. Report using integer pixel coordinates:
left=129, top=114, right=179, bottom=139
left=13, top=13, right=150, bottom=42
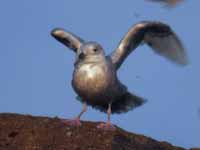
left=97, top=122, right=116, bottom=131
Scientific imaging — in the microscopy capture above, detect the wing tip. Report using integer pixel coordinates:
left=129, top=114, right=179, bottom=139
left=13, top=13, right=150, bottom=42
left=51, top=28, right=66, bottom=38
left=172, top=53, right=189, bottom=66
left=177, top=58, right=189, bottom=66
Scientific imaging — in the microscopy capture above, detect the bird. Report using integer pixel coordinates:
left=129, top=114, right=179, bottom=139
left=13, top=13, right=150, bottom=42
left=51, top=21, right=188, bottom=130
left=146, top=0, right=184, bottom=7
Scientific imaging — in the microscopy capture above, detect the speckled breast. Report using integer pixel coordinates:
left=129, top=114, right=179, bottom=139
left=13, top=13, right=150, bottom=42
left=72, top=62, right=112, bottom=99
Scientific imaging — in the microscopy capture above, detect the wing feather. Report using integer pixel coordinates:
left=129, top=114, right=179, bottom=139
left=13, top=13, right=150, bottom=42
left=110, top=21, right=188, bottom=69
left=51, top=28, right=84, bottom=53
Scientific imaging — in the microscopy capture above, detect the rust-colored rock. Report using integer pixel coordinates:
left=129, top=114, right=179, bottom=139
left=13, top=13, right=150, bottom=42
left=0, top=113, right=197, bottom=150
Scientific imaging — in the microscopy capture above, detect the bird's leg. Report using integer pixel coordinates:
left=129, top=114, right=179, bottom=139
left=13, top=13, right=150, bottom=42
left=76, top=102, right=88, bottom=119
left=62, top=102, right=87, bottom=127
left=97, top=103, right=116, bottom=131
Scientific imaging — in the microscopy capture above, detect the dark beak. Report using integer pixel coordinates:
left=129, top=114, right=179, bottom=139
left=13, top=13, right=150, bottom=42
left=74, top=52, right=85, bottom=66
left=79, top=52, right=85, bottom=59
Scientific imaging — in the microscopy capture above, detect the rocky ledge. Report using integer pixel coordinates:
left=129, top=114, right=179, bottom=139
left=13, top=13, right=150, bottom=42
left=0, top=113, right=198, bottom=150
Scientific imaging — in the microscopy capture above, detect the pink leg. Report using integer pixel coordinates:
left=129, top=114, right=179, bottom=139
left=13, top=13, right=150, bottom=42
left=97, top=103, right=116, bottom=131
left=62, top=103, right=87, bottom=127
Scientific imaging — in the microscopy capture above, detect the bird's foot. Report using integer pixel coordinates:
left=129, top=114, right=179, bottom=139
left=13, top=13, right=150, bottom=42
left=61, top=118, right=81, bottom=127
left=97, top=122, right=116, bottom=131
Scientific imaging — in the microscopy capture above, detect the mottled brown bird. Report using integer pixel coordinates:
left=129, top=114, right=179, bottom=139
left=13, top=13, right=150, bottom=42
left=51, top=21, right=188, bottom=130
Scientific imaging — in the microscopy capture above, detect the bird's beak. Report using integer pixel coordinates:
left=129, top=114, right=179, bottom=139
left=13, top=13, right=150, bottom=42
left=74, top=52, right=85, bottom=66
left=78, top=52, right=85, bottom=60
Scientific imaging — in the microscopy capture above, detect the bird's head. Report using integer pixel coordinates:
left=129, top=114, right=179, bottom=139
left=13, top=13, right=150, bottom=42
left=76, top=41, right=105, bottom=64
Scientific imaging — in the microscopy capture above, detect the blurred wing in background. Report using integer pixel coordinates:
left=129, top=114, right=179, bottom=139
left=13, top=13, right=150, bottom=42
left=146, top=0, right=184, bottom=7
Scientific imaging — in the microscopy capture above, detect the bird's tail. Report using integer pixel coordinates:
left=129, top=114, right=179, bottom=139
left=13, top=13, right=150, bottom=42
left=80, top=91, right=146, bottom=114
left=111, top=91, right=146, bottom=114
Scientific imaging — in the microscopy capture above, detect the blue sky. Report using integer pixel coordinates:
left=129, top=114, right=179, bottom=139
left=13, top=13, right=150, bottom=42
left=0, top=0, right=199, bottom=148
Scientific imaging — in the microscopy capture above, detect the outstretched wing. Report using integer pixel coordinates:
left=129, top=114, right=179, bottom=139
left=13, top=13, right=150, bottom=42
left=110, top=21, right=188, bottom=70
left=51, top=28, right=84, bottom=53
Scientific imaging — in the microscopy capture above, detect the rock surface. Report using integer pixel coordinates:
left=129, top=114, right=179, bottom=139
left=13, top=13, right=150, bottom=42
left=0, top=113, right=198, bottom=150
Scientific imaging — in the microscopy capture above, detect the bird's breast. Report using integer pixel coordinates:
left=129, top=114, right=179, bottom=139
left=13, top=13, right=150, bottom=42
left=72, top=63, right=112, bottom=98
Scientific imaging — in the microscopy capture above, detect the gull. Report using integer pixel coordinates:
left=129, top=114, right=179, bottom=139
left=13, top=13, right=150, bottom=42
left=51, top=21, right=188, bottom=130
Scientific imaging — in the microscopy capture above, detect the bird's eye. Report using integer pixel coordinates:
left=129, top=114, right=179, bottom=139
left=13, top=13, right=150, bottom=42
left=93, top=48, right=98, bottom=52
